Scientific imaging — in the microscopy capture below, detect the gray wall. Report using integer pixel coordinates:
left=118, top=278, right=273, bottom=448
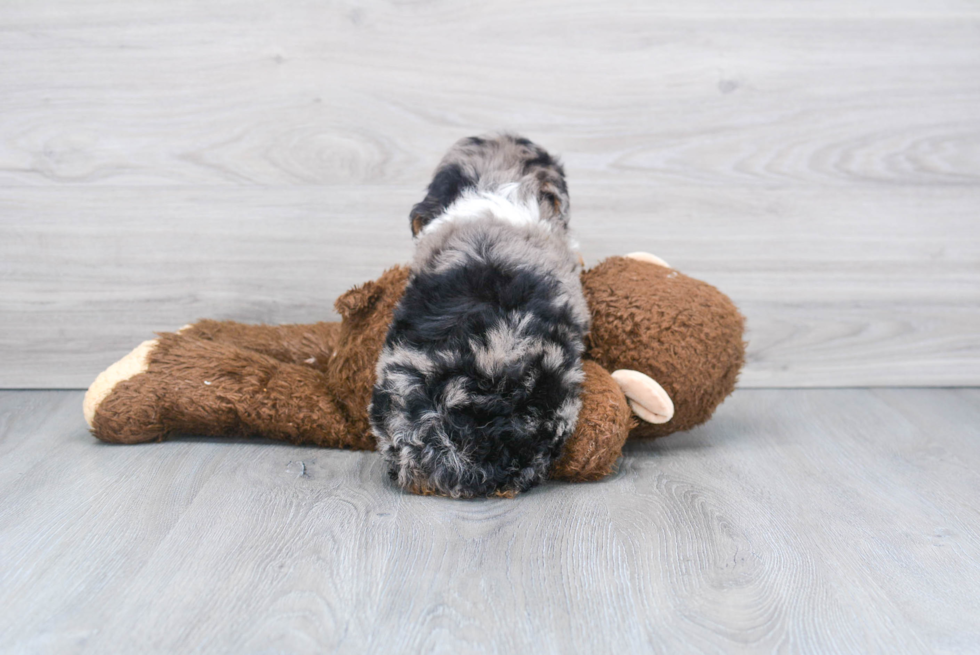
left=1, top=0, right=977, bottom=388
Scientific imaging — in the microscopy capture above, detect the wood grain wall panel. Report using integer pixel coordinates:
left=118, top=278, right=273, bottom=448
left=0, top=1, right=977, bottom=387
left=2, top=185, right=976, bottom=387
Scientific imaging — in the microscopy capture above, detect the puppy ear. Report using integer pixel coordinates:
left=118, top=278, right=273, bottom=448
left=411, top=213, right=424, bottom=236
left=334, top=280, right=383, bottom=319
left=410, top=201, right=436, bottom=236
left=539, top=186, right=569, bottom=224
left=410, top=163, right=473, bottom=236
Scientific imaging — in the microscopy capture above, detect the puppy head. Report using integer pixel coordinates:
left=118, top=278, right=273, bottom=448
left=410, top=134, right=570, bottom=236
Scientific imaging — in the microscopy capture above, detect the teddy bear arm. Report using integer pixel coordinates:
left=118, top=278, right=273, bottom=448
left=550, top=360, right=634, bottom=482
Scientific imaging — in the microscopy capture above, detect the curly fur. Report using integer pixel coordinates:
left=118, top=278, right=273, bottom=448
left=370, top=135, right=589, bottom=498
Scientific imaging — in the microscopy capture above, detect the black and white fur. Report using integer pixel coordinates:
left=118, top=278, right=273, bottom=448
left=369, top=134, right=589, bottom=498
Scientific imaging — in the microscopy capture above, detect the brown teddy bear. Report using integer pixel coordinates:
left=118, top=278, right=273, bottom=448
left=83, top=253, right=744, bottom=494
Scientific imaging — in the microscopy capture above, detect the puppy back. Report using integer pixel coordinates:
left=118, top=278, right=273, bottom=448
left=370, top=219, right=588, bottom=498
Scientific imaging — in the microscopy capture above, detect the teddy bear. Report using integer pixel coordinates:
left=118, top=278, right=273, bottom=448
left=83, top=253, right=745, bottom=494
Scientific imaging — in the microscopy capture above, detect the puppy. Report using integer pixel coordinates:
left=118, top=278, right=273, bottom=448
left=369, top=134, right=590, bottom=498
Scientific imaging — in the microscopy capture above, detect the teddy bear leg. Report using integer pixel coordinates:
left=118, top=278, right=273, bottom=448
left=85, top=332, right=374, bottom=450
left=550, top=360, right=634, bottom=482
left=178, top=320, right=341, bottom=369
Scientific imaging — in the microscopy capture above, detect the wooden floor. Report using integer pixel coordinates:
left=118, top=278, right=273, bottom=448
left=1, top=389, right=978, bottom=653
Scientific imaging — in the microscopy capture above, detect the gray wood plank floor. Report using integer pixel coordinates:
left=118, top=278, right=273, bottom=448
left=2, top=389, right=978, bottom=654
left=2, top=0, right=979, bottom=388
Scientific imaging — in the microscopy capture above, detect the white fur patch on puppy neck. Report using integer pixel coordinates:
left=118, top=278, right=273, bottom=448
left=418, top=183, right=544, bottom=238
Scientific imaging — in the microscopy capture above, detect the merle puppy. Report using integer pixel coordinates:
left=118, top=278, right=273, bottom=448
left=369, top=134, right=590, bottom=498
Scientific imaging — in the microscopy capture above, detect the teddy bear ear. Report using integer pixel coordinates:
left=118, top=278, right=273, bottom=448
left=334, top=280, right=383, bottom=319
left=610, top=370, right=675, bottom=424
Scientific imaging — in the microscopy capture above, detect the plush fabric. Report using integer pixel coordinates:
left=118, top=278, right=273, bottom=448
left=550, top=360, right=634, bottom=482
left=87, top=256, right=745, bottom=494
left=581, top=257, right=746, bottom=438
left=181, top=320, right=341, bottom=369
left=93, top=332, right=372, bottom=449
left=92, top=266, right=412, bottom=450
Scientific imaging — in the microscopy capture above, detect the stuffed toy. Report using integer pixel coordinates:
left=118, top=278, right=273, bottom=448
left=83, top=253, right=745, bottom=496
